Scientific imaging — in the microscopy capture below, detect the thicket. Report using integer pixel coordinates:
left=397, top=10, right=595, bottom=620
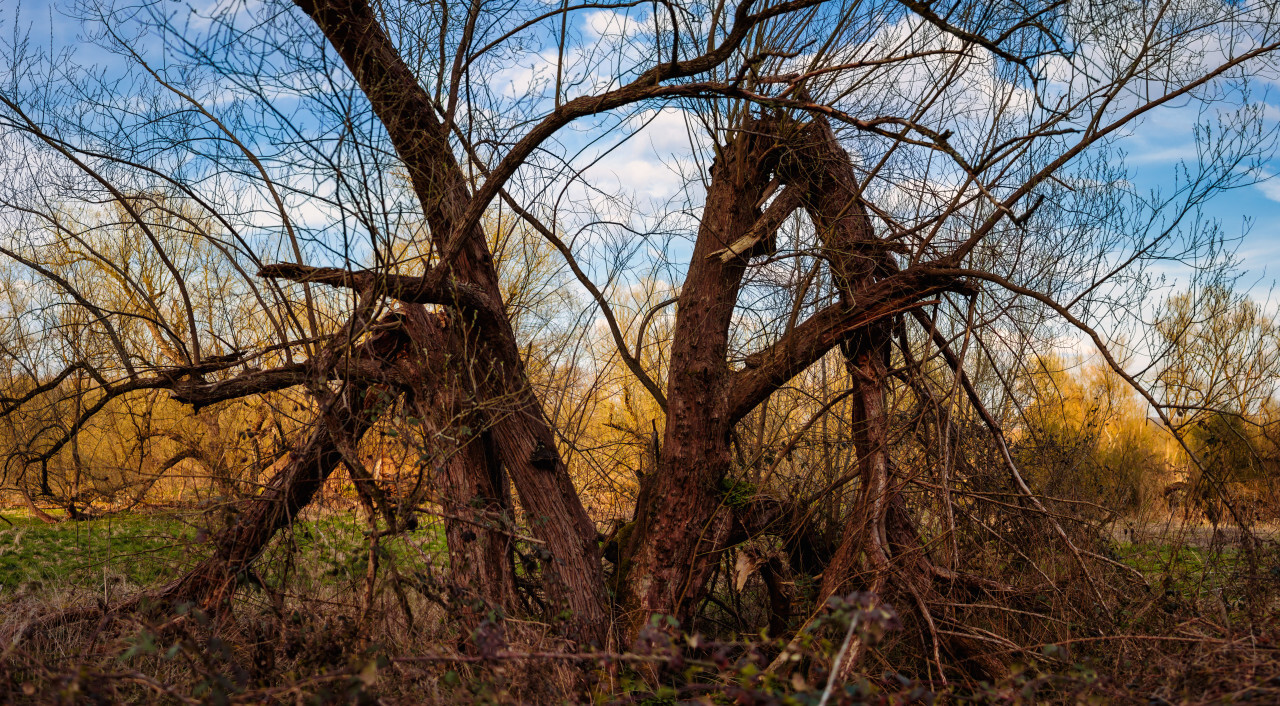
left=1, top=0, right=1279, bottom=701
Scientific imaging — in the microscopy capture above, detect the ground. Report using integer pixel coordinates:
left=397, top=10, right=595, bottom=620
left=2, top=509, right=1267, bottom=609
left=0, top=508, right=450, bottom=603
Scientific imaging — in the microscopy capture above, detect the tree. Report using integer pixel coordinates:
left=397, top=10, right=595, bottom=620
left=3, top=0, right=1279, bottom=680
left=1153, top=285, right=1280, bottom=524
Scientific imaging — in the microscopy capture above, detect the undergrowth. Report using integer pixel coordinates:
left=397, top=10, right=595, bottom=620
left=1, top=511, right=1277, bottom=704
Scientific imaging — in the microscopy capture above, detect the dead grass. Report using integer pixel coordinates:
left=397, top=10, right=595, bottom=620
left=1, top=508, right=1278, bottom=704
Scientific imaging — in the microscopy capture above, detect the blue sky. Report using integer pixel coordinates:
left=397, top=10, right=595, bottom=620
left=1123, top=102, right=1280, bottom=298
left=6, top=0, right=1280, bottom=304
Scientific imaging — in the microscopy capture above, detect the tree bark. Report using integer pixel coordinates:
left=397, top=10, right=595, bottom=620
left=621, top=123, right=778, bottom=633
left=771, top=116, right=894, bottom=608
left=401, top=307, right=518, bottom=617
left=164, top=380, right=384, bottom=609
left=817, top=329, right=894, bottom=604
left=787, top=117, right=1006, bottom=682
left=292, top=0, right=610, bottom=644
left=779, top=117, right=900, bottom=680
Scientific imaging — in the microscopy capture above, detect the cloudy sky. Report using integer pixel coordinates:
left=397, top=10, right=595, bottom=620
left=6, top=0, right=1280, bottom=302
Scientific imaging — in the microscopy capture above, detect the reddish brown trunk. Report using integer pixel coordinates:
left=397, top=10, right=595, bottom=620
left=787, top=118, right=1006, bottom=682
left=817, top=330, right=893, bottom=602
left=434, top=429, right=517, bottom=614
left=294, top=0, right=610, bottom=643
left=765, top=116, right=883, bottom=593
left=772, top=116, right=895, bottom=605
left=621, top=124, right=775, bottom=633
left=166, top=382, right=382, bottom=609
left=401, top=308, right=517, bottom=616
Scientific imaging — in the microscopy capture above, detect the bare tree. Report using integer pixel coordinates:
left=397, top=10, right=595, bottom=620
left=2, top=0, right=1279, bottom=682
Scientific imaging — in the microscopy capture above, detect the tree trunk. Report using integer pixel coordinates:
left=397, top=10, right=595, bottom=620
left=817, top=329, right=894, bottom=604
left=782, top=116, right=900, bottom=679
left=401, top=307, right=517, bottom=617
left=293, top=0, right=611, bottom=644
left=165, top=381, right=383, bottom=609
left=622, top=123, right=776, bottom=633
left=162, top=315, right=416, bottom=608
left=788, top=117, right=1006, bottom=682
left=432, top=427, right=518, bottom=615
left=774, top=116, right=893, bottom=607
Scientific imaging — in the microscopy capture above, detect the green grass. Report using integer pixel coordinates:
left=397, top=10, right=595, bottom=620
left=261, top=513, right=450, bottom=589
left=1114, top=541, right=1239, bottom=600
left=0, top=511, right=194, bottom=590
left=2, top=508, right=1246, bottom=608
left=0, top=509, right=450, bottom=596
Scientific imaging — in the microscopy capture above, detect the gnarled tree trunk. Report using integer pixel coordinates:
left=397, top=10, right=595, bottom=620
left=165, top=380, right=384, bottom=609
left=621, top=122, right=778, bottom=633
left=401, top=307, right=518, bottom=617
left=790, top=116, right=1004, bottom=682
left=288, top=0, right=611, bottom=644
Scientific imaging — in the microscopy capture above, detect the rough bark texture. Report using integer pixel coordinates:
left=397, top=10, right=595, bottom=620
left=401, top=308, right=518, bottom=616
left=621, top=124, right=777, bottom=632
left=617, top=117, right=963, bottom=637
left=788, top=117, right=1006, bottom=682
left=165, top=381, right=383, bottom=609
left=291, top=0, right=609, bottom=643
left=817, top=330, right=893, bottom=604
left=432, top=427, right=517, bottom=614
left=777, top=116, right=894, bottom=608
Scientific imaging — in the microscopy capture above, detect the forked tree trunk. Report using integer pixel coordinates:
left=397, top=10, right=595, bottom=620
left=621, top=123, right=776, bottom=633
left=773, top=116, right=894, bottom=606
left=162, top=307, right=527, bottom=628
left=789, top=117, right=1006, bottom=682
left=293, top=0, right=611, bottom=644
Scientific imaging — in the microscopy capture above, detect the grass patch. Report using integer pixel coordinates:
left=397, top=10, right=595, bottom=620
left=0, top=509, right=451, bottom=596
left=259, top=512, right=450, bottom=589
left=0, top=512, right=194, bottom=591
left=1114, top=541, right=1239, bottom=600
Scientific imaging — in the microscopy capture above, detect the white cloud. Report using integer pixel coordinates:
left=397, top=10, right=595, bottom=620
left=581, top=10, right=644, bottom=40
left=580, top=107, right=700, bottom=202
left=1256, top=178, right=1280, bottom=202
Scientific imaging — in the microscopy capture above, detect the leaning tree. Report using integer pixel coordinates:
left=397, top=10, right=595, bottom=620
left=2, top=0, right=1278, bottom=679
